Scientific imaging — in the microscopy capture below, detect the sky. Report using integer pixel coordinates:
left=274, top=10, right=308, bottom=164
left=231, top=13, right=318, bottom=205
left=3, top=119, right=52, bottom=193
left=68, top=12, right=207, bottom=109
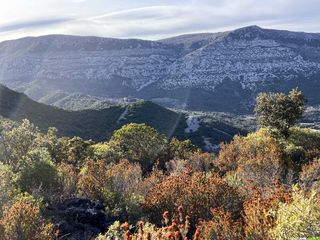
left=0, top=0, right=320, bottom=42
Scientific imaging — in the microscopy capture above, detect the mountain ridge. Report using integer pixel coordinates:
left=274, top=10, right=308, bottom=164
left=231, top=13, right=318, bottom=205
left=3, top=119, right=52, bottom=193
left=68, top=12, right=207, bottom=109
left=1, top=25, right=320, bottom=113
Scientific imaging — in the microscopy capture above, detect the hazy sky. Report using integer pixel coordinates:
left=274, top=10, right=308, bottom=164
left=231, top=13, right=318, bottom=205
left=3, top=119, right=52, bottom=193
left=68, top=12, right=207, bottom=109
left=0, top=0, right=320, bottom=42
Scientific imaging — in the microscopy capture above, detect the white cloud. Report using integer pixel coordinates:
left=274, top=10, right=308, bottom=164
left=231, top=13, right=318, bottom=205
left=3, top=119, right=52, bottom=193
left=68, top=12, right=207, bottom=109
left=0, top=0, right=319, bottom=42
left=72, top=0, right=87, bottom=3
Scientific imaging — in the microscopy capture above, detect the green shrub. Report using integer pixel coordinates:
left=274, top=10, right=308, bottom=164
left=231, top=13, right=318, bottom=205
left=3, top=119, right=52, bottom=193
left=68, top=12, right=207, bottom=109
left=102, top=189, right=144, bottom=222
left=270, top=187, right=320, bottom=239
left=288, top=127, right=320, bottom=162
left=0, top=119, right=39, bottom=172
left=17, top=159, right=59, bottom=200
left=95, top=221, right=123, bottom=240
left=0, top=164, right=15, bottom=216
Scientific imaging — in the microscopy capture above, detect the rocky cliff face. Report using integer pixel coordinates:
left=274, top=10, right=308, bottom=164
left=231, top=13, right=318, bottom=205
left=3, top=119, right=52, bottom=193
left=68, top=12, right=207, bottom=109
left=162, top=26, right=320, bottom=90
left=0, top=35, right=177, bottom=97
left=0, top=26, right=320, bottom=112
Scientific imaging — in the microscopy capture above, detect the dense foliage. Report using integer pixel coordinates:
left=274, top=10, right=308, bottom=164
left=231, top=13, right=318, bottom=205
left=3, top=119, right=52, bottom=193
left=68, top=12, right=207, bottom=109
left=0, top=89, right=320, bottom=239
left=255, top=88, right=305, bottom=137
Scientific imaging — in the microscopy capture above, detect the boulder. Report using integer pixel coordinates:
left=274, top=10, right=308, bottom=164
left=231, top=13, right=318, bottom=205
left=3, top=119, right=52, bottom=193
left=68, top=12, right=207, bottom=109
left=46, top=198, right=117, bottom=240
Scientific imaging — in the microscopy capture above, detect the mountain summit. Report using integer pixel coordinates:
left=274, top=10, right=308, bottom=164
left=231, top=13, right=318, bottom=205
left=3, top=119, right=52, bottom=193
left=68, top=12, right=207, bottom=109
left=0, top=26, right=320, bottom=113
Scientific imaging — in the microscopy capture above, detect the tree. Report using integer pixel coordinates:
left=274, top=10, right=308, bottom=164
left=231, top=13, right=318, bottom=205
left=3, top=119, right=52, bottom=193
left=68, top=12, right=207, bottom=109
left=105, top=124, right=167, bottom=171
left=254, top=89, right=305, bottom=137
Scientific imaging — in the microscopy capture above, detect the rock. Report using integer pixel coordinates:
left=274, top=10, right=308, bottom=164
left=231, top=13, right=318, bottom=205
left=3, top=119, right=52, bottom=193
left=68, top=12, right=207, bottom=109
left=45, top=198, right=116, bottom=240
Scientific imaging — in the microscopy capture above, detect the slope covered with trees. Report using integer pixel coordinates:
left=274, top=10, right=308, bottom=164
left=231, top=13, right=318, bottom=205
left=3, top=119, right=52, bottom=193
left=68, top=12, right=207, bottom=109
left=0, top=84, right=245, bottom=148
left=0, top=89, right=320, bottom=239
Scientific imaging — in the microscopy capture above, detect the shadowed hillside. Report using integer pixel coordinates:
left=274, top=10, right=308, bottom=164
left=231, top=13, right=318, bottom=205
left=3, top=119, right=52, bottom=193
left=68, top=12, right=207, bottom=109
left=0, top=84, right=246, bottom=147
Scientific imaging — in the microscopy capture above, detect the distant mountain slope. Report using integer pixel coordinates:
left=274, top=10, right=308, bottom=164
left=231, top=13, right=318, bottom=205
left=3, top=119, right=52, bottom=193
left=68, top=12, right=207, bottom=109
left=0, top=84, right=246, bottom=149
left=1, top=26, right=319, bottom=112
left=38, top=91, right=132, bottom=111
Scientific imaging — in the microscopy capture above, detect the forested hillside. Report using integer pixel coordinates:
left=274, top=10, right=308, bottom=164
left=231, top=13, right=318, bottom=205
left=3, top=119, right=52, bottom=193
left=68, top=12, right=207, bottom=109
left=1, top=89, right=320, bottom=239
left=0, top=84, right=246, bottom=148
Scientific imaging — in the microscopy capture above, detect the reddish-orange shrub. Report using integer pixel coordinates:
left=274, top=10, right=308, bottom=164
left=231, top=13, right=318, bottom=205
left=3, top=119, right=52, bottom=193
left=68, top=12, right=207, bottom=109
left=144, top=170, right=243, bottom=225
left=216, top=129, right=285, bottom=189
left=300, top=158, right=320, bottom=192
left=243, top=181, right=291, bottom=240
left=104, top=159, right=143, bottom=196
left=57, top=163, right=78, bottom=200
left=139, top=169, right=165, bottom=197
left=115, top=206, right=243, bottom=240
left=78, top=159, right=147, bottom=199
left=77, top=159, right=109, bottom=199
left=199, top=208, right=243, bottom=240
left=215, top=137, right=241, bottom=175
left=0, top=197, right=56, bottom=240
left=117, top=206, right=194, bottom=240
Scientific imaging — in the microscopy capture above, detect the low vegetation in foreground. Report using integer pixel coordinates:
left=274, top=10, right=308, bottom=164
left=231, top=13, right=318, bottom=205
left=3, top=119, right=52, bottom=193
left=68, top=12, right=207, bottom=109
left=0, top=89, right=320, bottom=240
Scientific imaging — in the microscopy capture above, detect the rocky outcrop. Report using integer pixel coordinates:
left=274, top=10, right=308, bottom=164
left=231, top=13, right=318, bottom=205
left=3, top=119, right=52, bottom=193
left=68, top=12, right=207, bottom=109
left=46, top=198, right=116, bottom=240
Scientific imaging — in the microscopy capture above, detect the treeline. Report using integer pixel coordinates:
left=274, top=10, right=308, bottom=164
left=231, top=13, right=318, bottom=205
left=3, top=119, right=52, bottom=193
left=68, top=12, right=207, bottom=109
left=0, top=89, right=320, bottom=239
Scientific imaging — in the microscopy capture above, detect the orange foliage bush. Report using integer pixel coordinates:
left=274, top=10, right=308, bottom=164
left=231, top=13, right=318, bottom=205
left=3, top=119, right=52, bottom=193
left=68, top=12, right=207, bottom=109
left=0, top=197, right=56, bottom=240
left=216, top=129, right=285, bottom=189
left=139, top=168, right=165, bottom=197
left=199, top=208, right=243, bottom=240
left=114, top=206, right=243, bottom=240
left=78, top=160, right=143, bottom=199
left=118, top=206, right=193, bottom=240
left=77, top=159, right=109, bottom=199
left=57, top=163, right=78, bottom=200
left=144, top=170, right=243, bottom=225
left=300, top=158, right=320, bottom=192
left=215, top=136, right=241, bottom=175
left=243, top=181, right=291, bottom=240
